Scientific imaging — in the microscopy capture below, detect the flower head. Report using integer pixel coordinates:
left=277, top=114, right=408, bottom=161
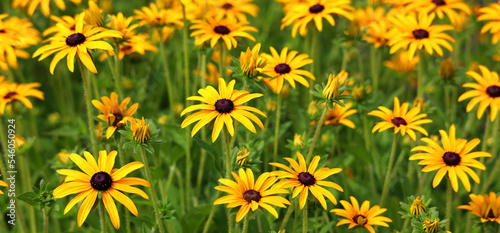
left=207, top=0, right=259, bottom=22
left=458, top=192, right=500, bottom=224
left=57, top=149, right=71, bottom=165
left=84, top=1, right=104, bottom=27
left=478, top=3, right=500, bottom=44
left=53, top=150, right=150, bottom=229
left=92, top=92, right=139, bottom=139
left=458, top=65, right=500, bottom=121
left=190, top=17, right=257, bottom=50
left=260, top=47, right=315, bottom=94
left=368, top=97, right=432, bottom=141
left=270, top=152, right=343, bottom=210
left=406, top=0, right=471, bottom=25
left=293, top=134, right=304, bottom=148
left=388, top=12, right=454, bottom=60
left=323, top=101, right=357, bottom=128
left=214, top=168, right=290, bottom=222
left=33, top=14, right=121, bottom=74
left=236, top=147, right=250, bottom=166
left=130, top=117, right=151, bottom=143
left=134, top=3, right=184, bottom=28
left=439, top=58, right=455, bottom=79
left=352, top=84, right=372, bottom=102
left=181, top=78, right=266, bottom=142
left=423, top=218, right=440, bottom=233
left=0, top=82, right=44, bottom=115
left=384, top=51, right=420, bottom=74
left=331, top=196, right=392, bottom=233
left=239, top=43, right=266, bottom=77
left=281, top=0, right=354, bottom=37
left=107, top=12, right=140, bottom=41
left=410, top=124, right=492, bottom=192
left=322, top=70, right=348, bottom=101
left=411, top=196, right=427, bottom=216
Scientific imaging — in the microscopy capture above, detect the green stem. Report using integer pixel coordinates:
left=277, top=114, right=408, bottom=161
left=481, top=116, right=499, bottom=193
left=273, top=93, right=282, bottom=166
left=357, top=47, right=365, bottom=84
left=201, top=191, right=221, bottom=233
left=473, top=119, right=491, bottom=193
left=308, top=28, right=318, bottom=103
left=279, top=198, right=295, bottom=231
left=158, top=32, right=175, bottom=119
left=302, top=202, right=308, bottom=233
left=223, top=128, right=234, bottom=233
left=181, top=2, right=190, bottom=102
left=306, top=107, right=328, bottom=161
left=219, top=44, right=227, bottom=81
left=99, top=198, right=107, bottom=233
left=140, top=147, right=165, bottom=233
left=241, top=215, right=250, bottom=233
left=446, top=181, right=452, bottom=231
left=196, top=53, right=208, bottom=194
left=417, top=53, right=424, bottom=99
left=43, top=208, right=48, bottom=233
left=445, top=84, right=451, bottom=124
left=106, top=47, right=123, bottom=99
left=370, top=46, right=378, bottom=91
left=78, top=61, right=98, bottom=157
left=379, top=133, right=398, bottom=206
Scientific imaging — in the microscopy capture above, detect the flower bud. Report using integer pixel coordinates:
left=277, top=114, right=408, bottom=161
left=236, top=147, right=250, bottom=166
left=410, top=196, right=426, bottom=216
left=323, top=71, right=348, bottom=100
left=131, top=117, right=151, bottom=143
left=439, top=58, right=455, bottom=79
left=240, top=43, right=266, bottom=77
left=84, top=1, right=104, bottom=27
left=293, top=134, right=304, bottom=148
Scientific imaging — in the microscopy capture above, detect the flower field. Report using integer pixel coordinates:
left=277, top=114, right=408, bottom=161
left=1, top=0, right=500, bottom=233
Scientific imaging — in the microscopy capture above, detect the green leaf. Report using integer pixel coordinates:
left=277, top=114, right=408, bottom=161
left=192, top=137, right=219, bottom=158
left=18, top=192, right=41, bottom=209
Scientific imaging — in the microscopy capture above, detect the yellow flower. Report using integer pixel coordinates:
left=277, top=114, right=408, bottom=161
left=406, top=0, right=471, bottom=25
left=236, top=147, right=250, bottom=166
left=270, top=152, right=343, bottom=210
left=84, top=1, right=104, bottom=27
left=261, top=47, right=315, bottom=94
left=324, top=101, right=357, bottom=128
left=411, top=196, right=426, bottom=216
left=458, top=65, right=500, bottom=121
left=0, top=175, right=8, bottom=195
left=293, top=134, right=304, bottom=148
left=352, top=84, right=372, bottom=102
left=478, top=3, right=500, bottom=44
left=107, top=12, right=140, bottom=41
left=423, top=218, right=440, bottom=233
left=331, top=196, right=392, bottom=233
left=57, top=149, right=71, bottom=165
left=190, top=17, right=257, bottom=50
left=384, top=51, right=419, bottom=74
left=43, top=14, right=81, bottom=37
left=214, top=168, right=290, bottom=222
left=158, top=114, right=168, bottom=125
left=368, top=97, right=432, bottom=141
left=207, top=0, right=259, bottom=22
left=239, top=43, right=266, bottom=77
left=181, top=78, right=266, bottom=142
left=323, top=70, right=348, bottom=100
left=12, top=0, right=82, bottom=17
left=307, top=100, right=320, bottom=116
left=281, top=0, right=354, bottom=37
left=134, top=3, right=184, bottom=28
left=0, top=82, right=44, bottom=115
left=0, top=15, right=41, bottom=70
left=439, top=58, right=455, bottom=79
left=53, top=150, right=150, bottom=229
left=266, top=100, right=277, bottom=112
left=458, top=192, right=500, bottom=224
left=363, top=19, right=391, bottom=48
left=410, top=124, right=492, bottom=192
left=14, top=134, right=27, bottom=151
left=92, top=92, right=139, bottom=139
left=388, top=12, right=454, bottom=60
left=33, top=14, right=121, bottom=74
left=130, top=117, right=151, bottom=143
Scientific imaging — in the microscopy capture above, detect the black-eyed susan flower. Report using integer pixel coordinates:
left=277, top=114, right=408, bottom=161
left=43, top=14, right=81, bottom=37
left=134, top=3, right=184, bottom=28
left=214, top=168, right=290, bottom=222
left=423, top=218, right=441, bottom=233
left=0, top=175, right=7, bottom=195
left=53, top=150, right=150, bottom=229
left=384, top=51, right=420, bottom=75
left=0, top=82, right=44, bottom=115
left=406, top=0, right=471, bottom=25
left=92, top=92, right=139, bottom=139
left=323, top=101, right=357, bottom=128
left=458, top=65, right=500, bottom=121
left=107, top=12, right=140, bottom=41
left=0, top=15, right=41, bottom=70
left=83, top=1, right=104, bottom=27
left=411, top=196, right=427, bottom=216
left=410, top=124, right=492, bottom=192
left=458, top=192, right=500, bottom=224
left=181, top=78, right=266, bottom=142
left=260, top=47, right=315, bottom=94
left=369, top=97, right=432, bottom=141
left=130, top=117, right=151, bottom=143
left=33, top=14, right=121, bottom=74
left=207, top=0, right=259, bottom=22
left=281, top=0, right=354, bottom=37
left=270, top=152, right=343, bottom=210
left=478, top=3, right=500, bottom=44
left=100, top=34, right=157, bottom=60
left=331, top=196, right=392, bottom=233
left=363, top=19, right=391, bottom=48
left=352, top=84, right=372, bottom=102
left=190, top=17, right=257, bottom=50
left=388, top=12, right=454, bottom=60
left=239, top=43, right=266, bottom=78
left=12, top=0, right=82, bottom=17
left=321, top=70, right=349, bottom=102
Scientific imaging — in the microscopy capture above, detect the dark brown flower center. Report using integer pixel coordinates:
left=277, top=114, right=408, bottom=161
left=70, top=24, right=76, bottom=30
left=274, top=63, right=291, bottom=74
left=442, top=152, right=461, bottom=166
left=412, top=29, right=429, bottom=39
left=298, top=172, right=316, bottom=186
left=66, top=33, right=86, bottom=47
left=391, top=117, right=407, bottom=127
left=309, top=4, right=325, bottom=13
left=214, top=26, right=230, bottom=35
left=353, top=214, right=367, bottom=225
left=90, top=171, right=112, bottom=191
left=486, top=85, right=500, bottom=98
left=432, top=0, right=446, bottom=6
left=487, top=209, right=495, bottom=219
left=112, top=113, right=124, bottom=126
left=222, top=3, right=233, bottom=9
left=121, top=45, right=132, bottom=52
left=4, top=92, right=17, bottom=99
left=215, top=99, right=234, bottom=113
left=0, top=29, right=5, bottom=33
left=243, top=189, right=262, bottom=203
